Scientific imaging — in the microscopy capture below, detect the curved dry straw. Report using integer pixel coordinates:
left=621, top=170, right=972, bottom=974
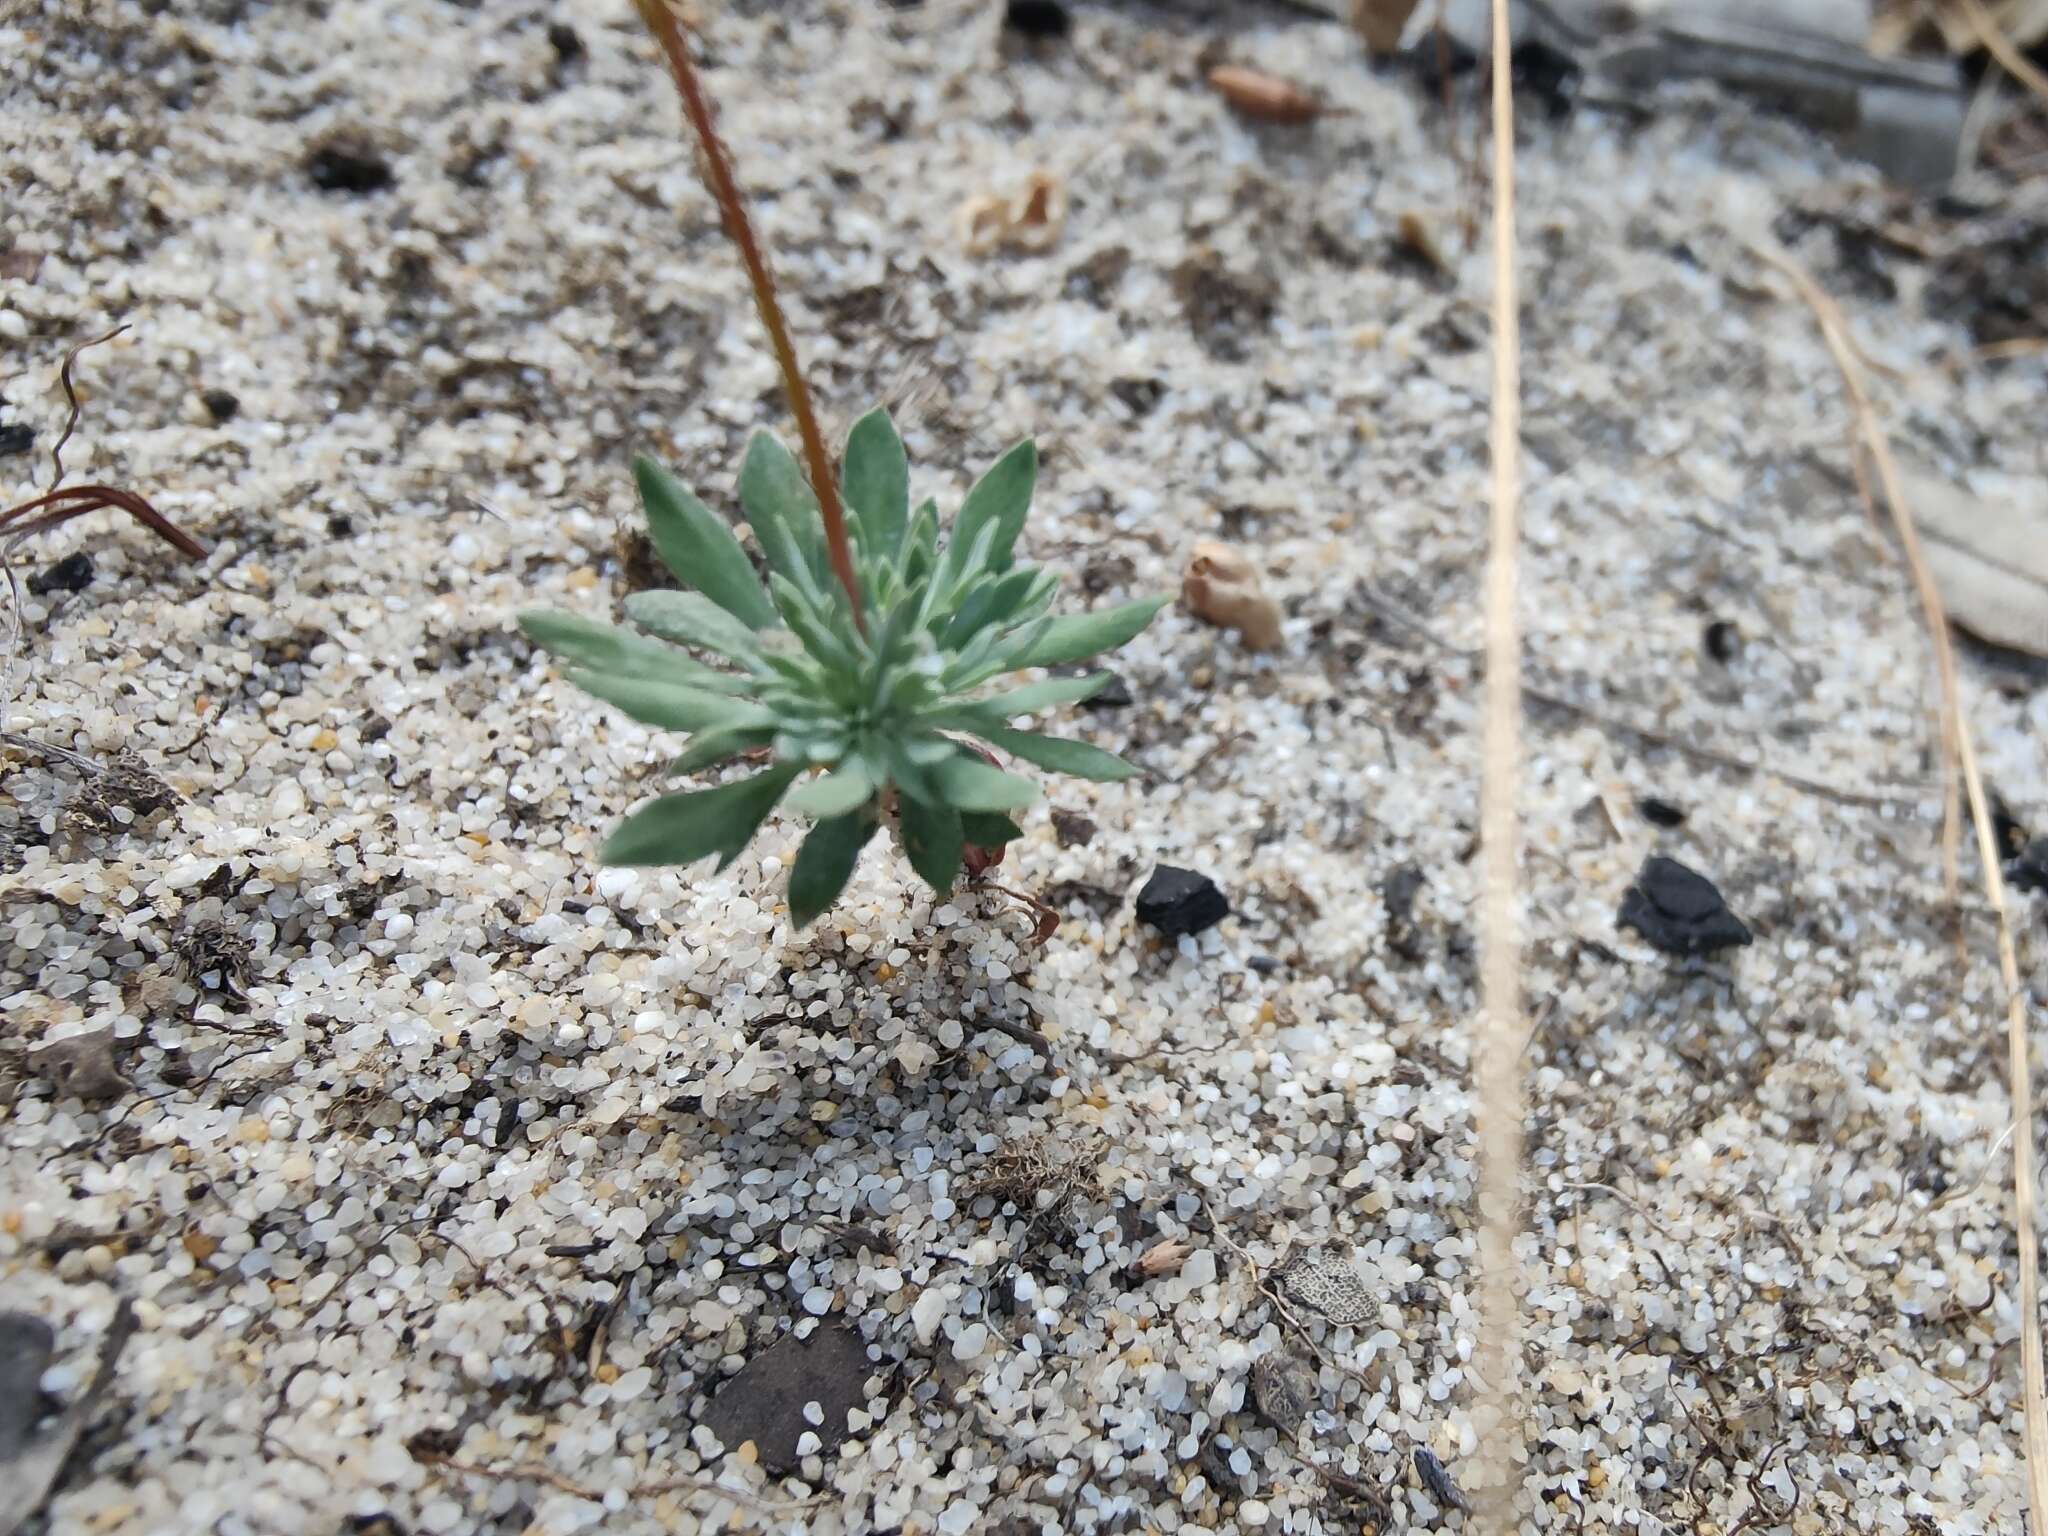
left=1753, top=240, right=2048, bottom=1534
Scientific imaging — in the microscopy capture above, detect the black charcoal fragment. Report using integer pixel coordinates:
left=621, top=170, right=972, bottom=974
left=1135, top=866, right=1229, bottom=938
left=1618, top=855, right=1751, bottom=956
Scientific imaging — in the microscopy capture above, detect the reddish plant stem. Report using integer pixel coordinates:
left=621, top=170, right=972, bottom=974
left=51, top=324, right=131, bottom=489
left=632, top=0, right=864, bottom=632
left=2, top=485, right=208, bottom=560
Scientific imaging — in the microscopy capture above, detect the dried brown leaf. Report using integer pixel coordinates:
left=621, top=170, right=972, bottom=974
left=1206, top=65, right=1331, bottom=124
left=1131, top=1237, right=1193, bottom=1277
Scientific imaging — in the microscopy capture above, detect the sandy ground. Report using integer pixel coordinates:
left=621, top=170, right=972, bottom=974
left=5, top=1, right=2048, bottom=1532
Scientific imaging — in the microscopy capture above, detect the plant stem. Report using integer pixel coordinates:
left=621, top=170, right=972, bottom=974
left=632, top=0, right=865, bottom=632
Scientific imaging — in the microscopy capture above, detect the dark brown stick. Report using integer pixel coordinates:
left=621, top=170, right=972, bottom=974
left=631, top=0, right=865, bottom=632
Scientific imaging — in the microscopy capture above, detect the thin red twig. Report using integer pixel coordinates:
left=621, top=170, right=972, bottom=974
left=50, top=324, right=130, bottom=488
left=1, top=485, right=208, bottom=560
left=631, top=0, right=865, bottom=632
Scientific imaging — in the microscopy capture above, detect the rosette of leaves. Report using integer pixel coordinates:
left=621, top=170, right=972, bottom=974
left=521, top=409, right=1164, bottom=925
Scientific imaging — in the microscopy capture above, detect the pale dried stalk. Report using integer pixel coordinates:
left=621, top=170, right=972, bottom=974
left=1754, top=242, right=2048, bottom=1535
left=1473, top=0, right=1525, bottom=1525
left=1958, top=0, right=2048, bottom=104
left=1756, top=250, right=1963, bottom=903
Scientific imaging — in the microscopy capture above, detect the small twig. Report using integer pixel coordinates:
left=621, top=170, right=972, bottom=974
left=1519, top=685, right=1920, bottom=812
left=1959, top=0, right=2048, bottom=105
left=1210, top=1222, right=1341, bottom=1373
left=967, top=1011, right=1054, bottom=1057
left=631, top=0, right=864, bottom=632
left=969, top=876, right=1061, bottom=947
left=1351, top=583, right=1928, bottom=812
left=1472, top=0, right=1525, bottom=1523
left=414, top=1451, right=820, bottom=1515
left=1857, top=1120, right=2015, bottom=1242
left=0, top=730, right=108, bottom=774
left=1144, top=730, right=1247, bottom=787
left=1434, top=3, right=1479, bottom=253
left=1967, top=336, right=2048, bottom=365
left=1725, top=1436, right=1797, bottom=1536
left=49, top=324, right=129, bottom=488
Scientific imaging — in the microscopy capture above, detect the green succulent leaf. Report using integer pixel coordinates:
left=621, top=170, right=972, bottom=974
left=931, top=750, right=1038, bottom=813
left=567, top=668, right=777, bottom=734
left=940, top=670, right=1113, bottom=725
left=947, top=439, right=1036, bottom=583
left=935, top=516, right=1003, bottom=615
left=898, top=795, right=963, bottom=892
left=520, top=611, right=755, bottom=694
left=601, top=763, right=802, bottom=868
left=945, top=617, right=1054, bottom=692
left=787, top=758, right=877, bottom=819
left=633, top=456, right=778, bottom=630
left=789, top=813, right=878, bottom=927
left=665, top=727, right=774, bottom=776
left=738, top=432, right=829, bottom=592
left=843, top=408, right=909, bottom=560
left=901, top=498, right=940, bottom=586
left=769, top=574, right=864, bottom=685
left=974, top=725, right=1137, bottom=782
left=942, top=567, right=1044, bottom=648
left=1012, top=596, right=1168, bottom=669
left=960, top=811, right=1023, bottom=848
left=625, top=590, right=766, bottom=665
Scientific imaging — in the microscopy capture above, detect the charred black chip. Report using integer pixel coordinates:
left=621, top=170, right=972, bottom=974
left=1136, top=865, right=1229, bottom=938
left=306, top=137, right=394, bottom=195
left=1617, top=855, right=1752, bottom=956
left=28, top=552, right=94, bottom=596
left=1004, top=0, right=1070, bottom=39
left=1637, top=795, right=1686, bottom=828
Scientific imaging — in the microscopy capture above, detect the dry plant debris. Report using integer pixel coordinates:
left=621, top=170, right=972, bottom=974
left=1181, top=538, right=1283, bottom=650
left=1205, top=64, right=1336, bottom=124
left=1129, top=1236, right=1193, bottom=1278
left=957, top=171, right=1067, bottom=256
left=961, top=1133, right=1102, bottom=1214
left=1276, top=1252, right=1375, bottom=1325
left=1757, top=239, right=2048, bottom=1536
left=1472, top=0, right=1528, bottom=1520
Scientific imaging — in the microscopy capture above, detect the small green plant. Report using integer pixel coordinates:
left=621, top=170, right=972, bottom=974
left=521, top=415, right=1164, bottom=925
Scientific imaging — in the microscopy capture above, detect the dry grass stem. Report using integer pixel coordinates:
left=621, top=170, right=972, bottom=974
left=1959, top=0, right=2048, bottom=103
left=1753, top=241, right=2048, bottom=1535
left=1473, top=0, right=1526, bottom=1524
left=1754, top=249, right=1965, bottom=908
